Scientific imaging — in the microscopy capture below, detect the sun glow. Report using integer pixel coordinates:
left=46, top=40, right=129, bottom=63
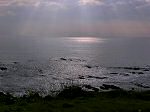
left=71, top=37, right=104, bottom=43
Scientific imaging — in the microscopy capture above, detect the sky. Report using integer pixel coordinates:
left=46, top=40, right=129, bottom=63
left=0, top=0, right=150, bottom=38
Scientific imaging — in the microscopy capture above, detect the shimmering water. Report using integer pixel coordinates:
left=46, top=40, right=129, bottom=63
left=0, top=37, right=150, bottom=95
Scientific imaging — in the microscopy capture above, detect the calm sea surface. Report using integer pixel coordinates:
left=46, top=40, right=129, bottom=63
left=0, top=37, right=150, bottom=67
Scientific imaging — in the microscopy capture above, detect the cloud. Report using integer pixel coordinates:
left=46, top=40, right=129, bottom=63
left=79, top=0, right=104, bottom=6
left=0, top=0, right=65, bottom=8
left=0, top=0, right=36, bottom=6
left=0, top=0, right=13, bottom=6
left=0, top=0, right=150, bottom=38
left=0, top=0, right=66, bottom=16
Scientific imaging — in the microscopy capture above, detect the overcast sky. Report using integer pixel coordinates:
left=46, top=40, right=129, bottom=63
left=0, top=0, right=150, bottom=38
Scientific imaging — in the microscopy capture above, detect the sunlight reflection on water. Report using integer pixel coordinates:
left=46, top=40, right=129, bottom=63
left=69, top=37, right=105, bottom=43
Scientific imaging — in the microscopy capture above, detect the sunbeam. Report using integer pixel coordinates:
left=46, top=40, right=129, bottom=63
left=1, top=1, right=150, bottom=111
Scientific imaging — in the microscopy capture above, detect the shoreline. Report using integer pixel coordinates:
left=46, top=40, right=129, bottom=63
left=1, top=86, right=150, bottom=112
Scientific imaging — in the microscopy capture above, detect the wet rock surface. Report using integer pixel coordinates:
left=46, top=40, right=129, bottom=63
left=0, top=67, right=7, bottom=71
left=133, top=83, right=150, bottom=88
left=83, top=85, right=99, bottom=92
left=78, top=75, right=85, bottom=79
left=100, top=84, right=121, bottom=90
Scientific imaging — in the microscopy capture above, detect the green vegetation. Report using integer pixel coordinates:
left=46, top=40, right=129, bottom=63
left=1, top=86, right=150, bottom=112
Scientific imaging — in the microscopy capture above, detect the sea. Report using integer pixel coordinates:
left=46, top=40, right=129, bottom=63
left=0, top=37, right=150, bottom=96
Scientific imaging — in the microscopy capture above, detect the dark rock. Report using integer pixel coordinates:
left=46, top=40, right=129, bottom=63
left=87, top=75, right=93, bottom=78
left=110, top=73, right=118, bottom=75
left=100, top=84, right=121, bottom=90
left=143, top=69, right=149, bottom=71
left=134, top=83, right=150, bottom=88
left=39, top=75, right=45, bottom=76
left=123, top=67, right=140, bottom=70
left=85, top=65, right=92, bottom=69
left=68, top=59, right=73, bottom=61
left=13, top=62, right=19, bottom=64
left=130, top=72, right=136, bottom=74
left=60, top=58, right=67, bottom=61
left=0, top=67, right=7, bottom=71
left=79, top=76, right=85, bottom=79
left=119, top=73, right=129, bottom=76
left=138, top=72, right=144, bottom=74
left=87, top=76, right=107, bottom=79
left=38, top=69, right=43, bottom=74
left=92, top=87, right=99, bottom=92
left=115, top=67, right=142, bottom=70
left=68, top=58, right=85, bottom=62
left=83, top=85, right=99, bottom=92
left=130, top=72, right=144, bottom=75
left=52, top=77, right=58, bottom=80
left=58, top=86, right=91, bottom=98
left=84, top=85, right=93, bottom=89
left=131, top=88, right=135, bottom=90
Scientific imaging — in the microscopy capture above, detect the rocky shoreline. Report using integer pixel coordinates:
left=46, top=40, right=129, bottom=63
left=0, top=86, right=150, bottom=112
left=0, top=57, right=150, bottom=96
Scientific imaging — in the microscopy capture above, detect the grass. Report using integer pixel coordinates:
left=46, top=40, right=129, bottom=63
left=1, top=86, right=150, bottom=112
